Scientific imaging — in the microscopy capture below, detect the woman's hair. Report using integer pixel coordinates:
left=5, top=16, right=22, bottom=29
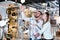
left=38, top=11, right=42, bottom=15
left=45, top=12, right=50, bottom=22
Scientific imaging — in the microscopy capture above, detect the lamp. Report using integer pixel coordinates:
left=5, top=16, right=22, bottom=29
left=56, top=17, right=60, bottom=28
left=42, top=3, right=47, bottom=6
left=54, top=16, right=60, bottom=37
left=21, top=0, right=25, bottom=4
left=54, top=16, right=58, bottom=20
left=54, top=16, right=60, bottom=26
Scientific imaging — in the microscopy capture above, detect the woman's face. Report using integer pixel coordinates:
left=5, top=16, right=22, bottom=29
left=42, top=13, right=47, bottom=20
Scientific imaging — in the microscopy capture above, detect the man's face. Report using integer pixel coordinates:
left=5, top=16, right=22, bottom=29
left=34, top=11, right=41, bottom=18
left=34, top=11, right=42, bottom=21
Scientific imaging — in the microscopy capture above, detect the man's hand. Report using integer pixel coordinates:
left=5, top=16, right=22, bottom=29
left=34, top=33, right=40, bottom=37
left=31, top=24, right=36, bottom=26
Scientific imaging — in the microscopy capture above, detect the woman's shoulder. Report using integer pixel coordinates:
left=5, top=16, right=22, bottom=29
left=44, top=21, right=51, bottom=26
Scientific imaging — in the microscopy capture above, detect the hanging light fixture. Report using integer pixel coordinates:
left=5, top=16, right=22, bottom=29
left=42, top=3, right=47, bottom=6
left=21, top=0, right=25, bottom=3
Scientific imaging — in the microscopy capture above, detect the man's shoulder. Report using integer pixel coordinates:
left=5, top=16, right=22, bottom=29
left=30, top=17, right=35, bottom=20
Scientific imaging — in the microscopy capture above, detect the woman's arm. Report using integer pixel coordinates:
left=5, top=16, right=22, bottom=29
left=34, top=23, right=49, bottom=37
left=39, top=24, right=48, bottom=34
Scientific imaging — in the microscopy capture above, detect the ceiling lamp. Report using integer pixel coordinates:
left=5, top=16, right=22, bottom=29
left=21, top=0, right=25, bottom=3
left=42, top=3, right=47, bottom=6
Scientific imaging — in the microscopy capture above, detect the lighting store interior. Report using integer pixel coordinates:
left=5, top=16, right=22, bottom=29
left=0, top=0, right=59, bottom=40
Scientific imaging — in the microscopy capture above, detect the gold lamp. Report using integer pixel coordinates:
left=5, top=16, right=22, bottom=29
left=6, top=4, right=19, bottom=40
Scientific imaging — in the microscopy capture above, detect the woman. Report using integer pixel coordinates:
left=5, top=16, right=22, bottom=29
left=35, top=12, right=53, bottom=40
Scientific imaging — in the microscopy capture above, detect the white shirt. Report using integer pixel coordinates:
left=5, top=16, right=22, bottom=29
left=39, top=21, right=53, bottom=39
left=29, top=18, right=43, bottom=39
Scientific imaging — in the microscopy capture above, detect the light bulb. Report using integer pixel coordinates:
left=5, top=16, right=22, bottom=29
left=21, top=0, right=25, bottom=3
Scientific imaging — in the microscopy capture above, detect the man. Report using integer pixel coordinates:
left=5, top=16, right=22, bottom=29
left=0, top=14, right=9, bottom=40
left=29, top=11, right=43, bottom=40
